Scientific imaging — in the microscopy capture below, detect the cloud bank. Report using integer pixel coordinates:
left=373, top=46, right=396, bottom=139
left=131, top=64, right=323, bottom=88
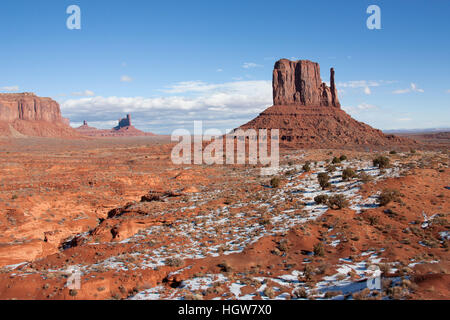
left=0, top=86, right=19, bottom=92
left=393, top=83, right=424, bottom=94
left=62, top=80, right=272, bottom=133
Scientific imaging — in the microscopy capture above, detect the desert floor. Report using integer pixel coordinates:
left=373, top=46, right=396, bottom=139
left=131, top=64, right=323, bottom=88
left=0, top=136, right=448, bottom=300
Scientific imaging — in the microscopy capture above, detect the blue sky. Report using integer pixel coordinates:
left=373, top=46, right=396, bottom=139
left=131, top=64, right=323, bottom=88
left=0, top=0, right=449, bottom=133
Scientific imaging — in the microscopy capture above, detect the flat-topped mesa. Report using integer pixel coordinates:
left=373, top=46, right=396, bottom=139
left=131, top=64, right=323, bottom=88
left=0, top=92, right=64, bottom=123
left=272, top=59, right=340, bottom=108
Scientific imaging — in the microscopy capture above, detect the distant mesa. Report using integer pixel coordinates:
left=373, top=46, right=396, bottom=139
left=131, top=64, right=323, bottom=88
left=0, top=92, right=155, bottom=138
left=76, top=114, right=155, bottom=137
left=239, top=58, right=414, bottom=148
left=0, top=92, right=78, bottom=137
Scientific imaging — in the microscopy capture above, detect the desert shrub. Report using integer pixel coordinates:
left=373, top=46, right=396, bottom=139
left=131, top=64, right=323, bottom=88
left=284, top=169, right=296, bottom=176
left=339, top=155, right=347, bottom=161
left=332, top=156, right=341, bottom=164
left=318, top=172, right=331, bottom=190
left=378, top=189, right=401, bottom=206
left=389, top=150, right=397, bottom=155
left=302, top=161, right=311, bottom=172
left=313, top=242, right=324, bottom=257
left=326, top=165, right=336, bottom=173
left=373, top=155, right=390, bottom=169
left=324, top=291, right=342, bottom=298
left=165, top=257, right=184, bottom=267
left=185, top=293, right=204, bottom=300
left=263, top=286, right=276, bottom=299
left=367, top=215, right=379, bottom=226
left=342, top=167, right=356, bottom=181
left=410, top=149, right=416, bottom=154
left=358, top=172, right=373, bottom=183
left=270, top=176, right=281, bottom=188
left=314, top=194, right=329, bottom=205
left=277, top=239, right=289, bottom=252
left=292, top=287, right=308, bottom=299
left=327, top=194, right=349, bottom=209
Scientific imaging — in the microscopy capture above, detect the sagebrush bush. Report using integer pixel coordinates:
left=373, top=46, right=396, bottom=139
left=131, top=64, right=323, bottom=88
left=327, top=194, right=349, bottom=209
left=263, top=286, right=276, bottom=299
left=292, top=287, right=308, bottom=299
left=342, top=167, right=356, bottom=181
left=373, top=155, right=390, bottom=169
left=318, top=172, right=331, bottom=190
left=378, top=189, right=401, bottom=206
left=165, top=257, right=184, bottom=267
left=358, top=172, right=373, bottom=183
left=332, top=156, right=341, bottom=164
left=302, top=161, right=311, bottom=172
left=314, top=194, right=329, bottom=205
left=313, top=242, right=324, bottom=256
left=270, top=176, right=281, bottom=188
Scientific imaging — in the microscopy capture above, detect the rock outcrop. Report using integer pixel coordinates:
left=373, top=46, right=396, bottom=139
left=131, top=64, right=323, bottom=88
left=240, top=59, right=414, bottom=149
left=115, top=114, right=132, bottom=129
left=76, top=115, right=155, bottom=137
left=273, top=59, right=340, bottom=108
left=0, top=93, right=63, bottom=122
left=0, top=93, right=78, bottom=137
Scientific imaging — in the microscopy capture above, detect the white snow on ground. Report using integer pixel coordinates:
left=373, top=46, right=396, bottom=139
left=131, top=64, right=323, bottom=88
left=4, top=155, right=419, bottom=300
left=439, top=231, right=450, bottom=241
left=124, top=159, right=410, bottom=299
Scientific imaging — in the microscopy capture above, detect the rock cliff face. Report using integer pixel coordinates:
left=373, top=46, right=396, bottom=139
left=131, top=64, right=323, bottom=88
left=0, top=93, right=77, bottom=137
left=0, top=93, right=64, bottom=123
left=272, top=59, right=340, bottom=108
left=115, top=114, right=132, bottom=130
left=240, top=59, right=414, bottom=148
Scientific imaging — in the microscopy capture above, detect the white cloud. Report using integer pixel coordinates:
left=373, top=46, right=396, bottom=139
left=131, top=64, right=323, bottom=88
left=410, top=83, right=424, bottom=93
left=392, top=88, right=410, bottom=94
left=71, top=90, right=95, bottom=97
left=242, top=62, right=263, bottom=69
left=398, top=118, right=412, bottom=121
left=120, top=75, right=133, bottom=82
left=343, top=103, right=378, bottom=114
left=393, top=82, right=424, bottom=94
left=338, top=80, right=381, bottom=88
left=0, top=85, right=19, bottom=92
left=337, top=80, right=395, bottom=95
left=216, top=68, right=223, bottom=72
left=61, top=80, right=272, bottom=133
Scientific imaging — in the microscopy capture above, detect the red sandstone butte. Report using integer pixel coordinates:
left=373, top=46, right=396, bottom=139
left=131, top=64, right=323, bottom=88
left=76, top=114, right=156, bottom=137
left=0, top=92, right=77, bottom=137
left=273, top=59, right=340, bottom=108
left=240, top=59, right=415, bottom=149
